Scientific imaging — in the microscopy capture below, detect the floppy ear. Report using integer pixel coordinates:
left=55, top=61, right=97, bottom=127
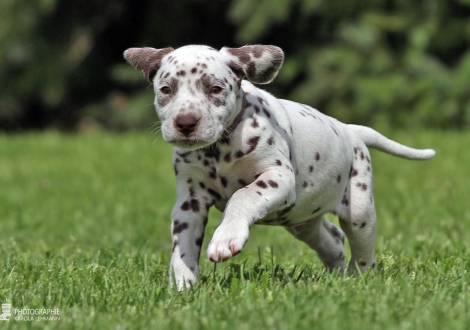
left=219, top=45, right=284, bottom=84
left=123, top=47, right=174, bottom=81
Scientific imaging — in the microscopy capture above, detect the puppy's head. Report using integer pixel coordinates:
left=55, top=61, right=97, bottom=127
left=124, top=45, right=284, bottom=150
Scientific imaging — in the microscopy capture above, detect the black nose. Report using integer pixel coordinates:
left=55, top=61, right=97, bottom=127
left=174, top=114, right=200, bottom=136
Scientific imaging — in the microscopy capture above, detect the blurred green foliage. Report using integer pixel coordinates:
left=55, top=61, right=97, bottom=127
left=0, top=0, right=469, bottom=131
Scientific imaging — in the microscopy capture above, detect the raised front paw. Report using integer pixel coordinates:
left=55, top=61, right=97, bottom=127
left=207, top=224, right=249, bottom=262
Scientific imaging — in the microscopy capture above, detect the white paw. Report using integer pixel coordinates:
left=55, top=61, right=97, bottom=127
left=207, top=224, right=249, bottom=262
left=172, top=275, right=195, bottom=291
left=170, top=259, right=199, bottom=291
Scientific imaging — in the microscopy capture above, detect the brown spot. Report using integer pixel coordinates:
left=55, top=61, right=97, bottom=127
left=309, top=165, right=314, bottom=172
left=173, top=221, right=189, bottom=234
left=207, top=188, right=222, bottom=200
left=359, top=261, right=367, bottom=267
left=199, top=182, right=206, bottom=189
left=315, top=152, right=320, bottom=161
left=224, top=152, right=232, bottom=162
left=268, top=180, right=278, bottom=188
left=256, top=191, right=262, bottom=196
left=191, top=67, right=197, bottom=74
left=256, top=180, right=268, bottom=189
left=336, top=175, right=341, bottom=183
left=238, top=179, right=247, bottom=186
left=329, top=226, right=344, bottom=244
left=172, top=240, right=178, bottom=251
left=278, top=203, right=296, bottom=216
left=247, top=61, right=257, bottom=79
left=275, top=159, right=282, bottom=166
left=189, top=187, right=195, bottom=197
left=235, top=150, right=245, bottom=158
left=360, top=222, right=366, bottom=228
left=262, top=108, right=271, bottom=118
left=267, top=137, right=274, bottom=145
left=190, top=199, right=200, bottom=212
left=220, top=176, right=228, bottom=187
left=246, top=136, right=260, bottom=155
left=341, top=195, right=349, bottom=206
left=251, top=117, right=259, bottom=128
left=356, top=182, right=368, bottom=191
left=176, top=151, right=192, bottom=163
left=195, top=236, right=204, bottom=247
left=204, top=147, right=221, bottom=162
left=180, top=201, right=190, bottom=211
left=227, top=48, right=251, bottom=63
left=302, top=181, right=308, bottom=188
left=220, top=135, right=230, bottom=144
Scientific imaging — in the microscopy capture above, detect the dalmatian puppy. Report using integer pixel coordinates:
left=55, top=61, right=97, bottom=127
left=124, top=45, right=435, bottom=290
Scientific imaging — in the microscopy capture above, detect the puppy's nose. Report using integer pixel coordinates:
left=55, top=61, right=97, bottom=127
left=174, top=114, right=200, bottom=136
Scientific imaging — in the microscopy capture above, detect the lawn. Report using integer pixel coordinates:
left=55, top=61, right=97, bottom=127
left=0, top=130, right=469, bottom=329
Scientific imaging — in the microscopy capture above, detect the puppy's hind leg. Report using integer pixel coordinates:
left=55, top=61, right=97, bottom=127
left=334, top=146, right=377, bottom=274
left=285, top=216, right=347, bottom=272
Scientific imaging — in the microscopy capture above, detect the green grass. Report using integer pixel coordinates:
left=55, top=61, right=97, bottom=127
left=0, top=130, right=469, bottom=329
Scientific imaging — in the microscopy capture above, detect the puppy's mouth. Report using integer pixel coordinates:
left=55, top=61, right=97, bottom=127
left=168, top=137, right=215, bottom=150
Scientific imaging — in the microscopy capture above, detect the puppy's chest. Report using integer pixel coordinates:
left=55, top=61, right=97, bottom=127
left=196, top=143, right=265, bottom=200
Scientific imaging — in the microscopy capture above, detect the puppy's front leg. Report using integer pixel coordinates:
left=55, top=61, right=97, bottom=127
left=169, top=197, right=209, bottom=290
left=207, top=169, right=295, bottom=262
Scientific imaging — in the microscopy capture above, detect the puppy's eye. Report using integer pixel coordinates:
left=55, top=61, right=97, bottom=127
left=160, top=86, right=172, bottom=95
left=210, top=86, right=223, bottom=94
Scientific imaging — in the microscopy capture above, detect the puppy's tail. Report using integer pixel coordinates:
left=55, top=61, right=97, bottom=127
left=349, top=125, right=436, bottom=160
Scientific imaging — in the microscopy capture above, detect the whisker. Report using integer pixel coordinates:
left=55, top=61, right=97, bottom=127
left=148, top=120, right=163, bottom=144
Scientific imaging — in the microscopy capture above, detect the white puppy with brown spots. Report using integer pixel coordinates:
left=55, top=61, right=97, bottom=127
left=124, top=45, right=435, bottom=290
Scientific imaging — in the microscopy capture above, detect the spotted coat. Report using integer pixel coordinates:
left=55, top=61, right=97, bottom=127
left=124, top=44, right=436, bottom=290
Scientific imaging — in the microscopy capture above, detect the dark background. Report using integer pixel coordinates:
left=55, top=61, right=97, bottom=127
left=1, top=0, right=469, bottom=132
